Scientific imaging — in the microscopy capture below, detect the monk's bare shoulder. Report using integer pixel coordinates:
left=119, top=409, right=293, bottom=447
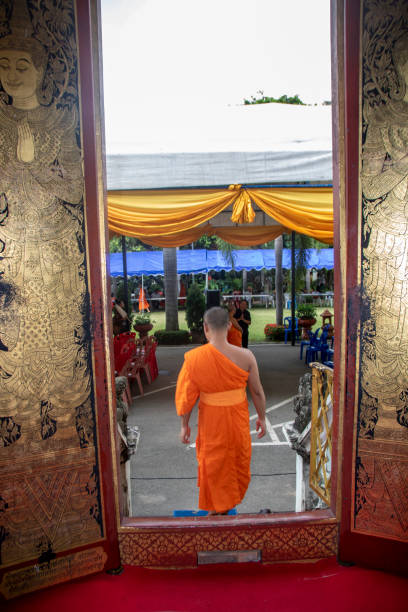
left=223, top=344, right=254, bottom=371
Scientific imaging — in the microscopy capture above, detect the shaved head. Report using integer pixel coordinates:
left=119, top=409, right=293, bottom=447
left=204, top=307, right=229, bottom=330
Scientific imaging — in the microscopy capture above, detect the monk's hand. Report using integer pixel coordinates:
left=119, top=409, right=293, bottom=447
left=180, top=424, right=191, bottom=444
left=256, top=418, right=266, bottom=439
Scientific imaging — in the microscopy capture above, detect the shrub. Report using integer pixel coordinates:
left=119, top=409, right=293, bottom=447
left=154, top=329, right=191, bottom=345
left=264, top=324, right=285, bottom=341
left=186, top=283, right=206, bottom=331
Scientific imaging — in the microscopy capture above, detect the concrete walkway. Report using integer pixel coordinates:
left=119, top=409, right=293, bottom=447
left=127, top=342, right=308, bottom=517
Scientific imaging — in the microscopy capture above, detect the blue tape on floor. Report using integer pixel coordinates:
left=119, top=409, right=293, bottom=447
left=173, top=509, right=237, bottom=517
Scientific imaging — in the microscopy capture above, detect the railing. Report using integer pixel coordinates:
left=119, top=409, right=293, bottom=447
left=309, top=363, right=333, bottom=506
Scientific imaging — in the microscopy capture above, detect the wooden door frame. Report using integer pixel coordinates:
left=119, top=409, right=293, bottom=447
left=105, top=0, right=344, bottom=567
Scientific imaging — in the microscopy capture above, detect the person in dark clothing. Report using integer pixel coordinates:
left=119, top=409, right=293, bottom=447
left=234, top=300, right=251, bottom=348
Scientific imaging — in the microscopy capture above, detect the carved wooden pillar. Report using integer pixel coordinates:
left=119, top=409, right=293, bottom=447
left=0, top=0, right=119, bottom=599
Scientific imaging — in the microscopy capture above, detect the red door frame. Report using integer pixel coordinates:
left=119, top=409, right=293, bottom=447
left=76, top=0, right=121, bottom=570
left=112, top=3, right=342, bottom=567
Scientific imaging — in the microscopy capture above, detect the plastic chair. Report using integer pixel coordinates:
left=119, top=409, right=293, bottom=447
left=304, top=327, right=321, bottom=363
left=319, top=325, right=330, bottom=362
left=299, top=328, right=313, bottom=360
left=305, top=326, right=330, bottom=364
left=284, top=317, right=299, bottom=344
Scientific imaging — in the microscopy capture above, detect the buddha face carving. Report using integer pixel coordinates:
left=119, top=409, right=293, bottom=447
left=0, top=49, right=42, bottom=104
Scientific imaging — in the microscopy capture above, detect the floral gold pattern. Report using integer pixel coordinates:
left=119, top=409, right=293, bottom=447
left=119, top=523, right=337, bottom=567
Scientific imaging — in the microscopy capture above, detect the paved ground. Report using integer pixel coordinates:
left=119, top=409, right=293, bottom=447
left=127, top=342, right=308, bottom=517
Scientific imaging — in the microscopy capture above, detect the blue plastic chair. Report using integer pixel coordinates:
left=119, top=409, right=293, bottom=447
left=284, top=316, right=299, bottom=344
left=305, top=326, right=330, bottom=364
left=299, top=328, right=312, bottom=360
left=304, top=327, right=322, bottom=363
left=319, top=326, right=330, bottom=362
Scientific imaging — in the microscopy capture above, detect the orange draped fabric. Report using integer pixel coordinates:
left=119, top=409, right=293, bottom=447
left=107, top=186, right=333, bottom=246
left=113, top=223, right=288, bottom=248
left=227, top=326, right=242, bottom=347
left=175, top=344, right=251, bottom=513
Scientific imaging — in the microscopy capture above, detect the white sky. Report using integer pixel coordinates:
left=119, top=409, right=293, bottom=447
left=100, top=0, right=332, bottom=152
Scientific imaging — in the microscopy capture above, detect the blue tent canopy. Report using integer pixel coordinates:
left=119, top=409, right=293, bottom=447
left=109, top=248, right=334, bottom=277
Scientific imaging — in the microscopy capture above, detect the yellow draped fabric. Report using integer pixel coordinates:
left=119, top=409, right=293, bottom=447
left=107, top=186, right=333, bottom=246
left=247, top=187, right=333, bottom=243
left=135, top=224, right=288, bottom=247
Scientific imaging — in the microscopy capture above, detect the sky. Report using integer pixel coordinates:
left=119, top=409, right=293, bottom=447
left=100, top=0, right=332, bottom=152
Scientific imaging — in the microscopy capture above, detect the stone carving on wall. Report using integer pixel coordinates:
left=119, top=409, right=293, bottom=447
left=356, top=0, right=408, bottom=540
left=0, top=0, right=103, bottom=568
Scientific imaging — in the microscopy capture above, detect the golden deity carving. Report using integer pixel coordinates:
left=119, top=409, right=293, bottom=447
left=0, top=1, right=102, bottom=568
left=356, top=0, right=408, bottom=540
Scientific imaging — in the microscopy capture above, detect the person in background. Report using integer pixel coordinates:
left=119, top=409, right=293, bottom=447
left=234, top=300, right=251, bottom=348
left=226, top=302, right=242, bottom=347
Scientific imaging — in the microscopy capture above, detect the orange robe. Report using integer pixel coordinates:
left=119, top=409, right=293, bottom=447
left=138, top=288, right=150, bottom=311
left=175, top=344, right=251, bottom=513
left=227, top=325, right=242, bottom=347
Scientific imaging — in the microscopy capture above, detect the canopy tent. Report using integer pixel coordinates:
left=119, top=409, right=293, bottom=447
left=106, top=104, right=334, bottom=247
left=109, top=249, right=334, bottom=277
left=106, top=104, right=332, bottom=189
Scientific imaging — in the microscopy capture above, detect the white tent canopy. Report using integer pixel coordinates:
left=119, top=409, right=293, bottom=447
left=106, top=103, right=333, bottom=190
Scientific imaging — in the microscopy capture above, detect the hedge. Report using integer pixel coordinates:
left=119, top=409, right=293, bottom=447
left=154, top=329, right=191, bottom=345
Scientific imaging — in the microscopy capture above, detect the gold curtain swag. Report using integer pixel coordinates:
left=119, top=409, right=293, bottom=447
left=136, top=224, right=288, bottom=247
left=107, top=186, right=333, bottom=246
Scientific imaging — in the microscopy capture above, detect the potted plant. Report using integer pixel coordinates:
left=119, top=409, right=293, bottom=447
left=132, top=312, right=154, bottom=339
left=296, top=304, right=317, bottom=339
left=186, top=284, right=206, bottom=344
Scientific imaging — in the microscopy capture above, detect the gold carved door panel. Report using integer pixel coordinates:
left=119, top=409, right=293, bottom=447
left=339, top=0, right=408, bottom=573
left=0, top=0, right=119, bottom=599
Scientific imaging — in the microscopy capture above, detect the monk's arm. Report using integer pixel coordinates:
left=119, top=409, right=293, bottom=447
left=247, top=353, right=266, bottom=438
left=175, top=360, right=199, bottom=444
left=179, top=412, right=192, bottom=444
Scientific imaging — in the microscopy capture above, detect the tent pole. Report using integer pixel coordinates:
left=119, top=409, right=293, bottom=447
left=191, top=242, right=194, bottom=283
left=121, top=235, right=129, bottom=316
left=291, top=231, right=296, bottom=347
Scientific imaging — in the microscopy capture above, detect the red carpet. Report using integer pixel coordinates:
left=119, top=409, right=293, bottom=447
left=5, top=557, right=408, bottom=612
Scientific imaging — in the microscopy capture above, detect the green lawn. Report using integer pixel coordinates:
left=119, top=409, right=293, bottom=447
left=149, top=307, right=333, bottom=343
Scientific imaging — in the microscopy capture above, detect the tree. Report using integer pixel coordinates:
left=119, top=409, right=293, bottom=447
left=163, top=247, right=179, bottom=331
left=243, top=91, right=306, bottom=106
left=109, top=236, right=160, bottom=252
left=215, top=237, right=237, bottom=269
left=275, top=235, right=283, bottom=325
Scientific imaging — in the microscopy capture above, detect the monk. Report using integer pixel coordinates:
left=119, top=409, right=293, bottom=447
left=175, top=307, right=266, bottom=514
left=226, top=302, right=243, bottom=347
left=138, top=287, right=150, bottom=312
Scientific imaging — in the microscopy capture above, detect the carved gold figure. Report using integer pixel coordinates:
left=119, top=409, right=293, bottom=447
left=0, top=1, right=102, bottom=568
left=0, top=3, right=90, bottom=444
left=356, top=1, right=408, bottom=542
left=361, top=32, right=408, bottom=435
